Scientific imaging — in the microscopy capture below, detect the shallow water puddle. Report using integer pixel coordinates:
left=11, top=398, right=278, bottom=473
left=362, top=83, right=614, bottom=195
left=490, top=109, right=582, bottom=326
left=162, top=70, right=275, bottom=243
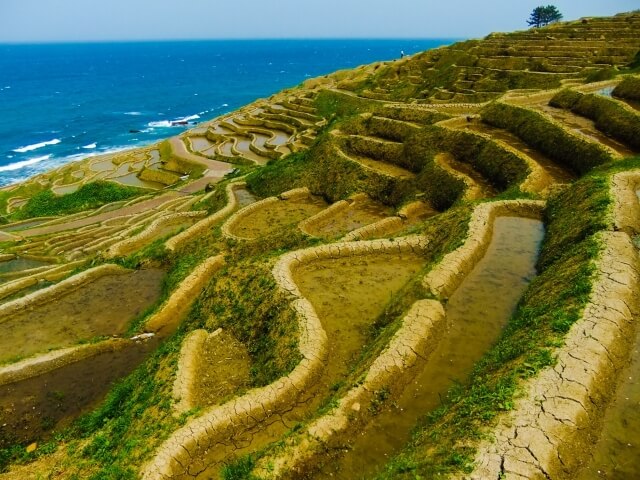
left=2, top=219, right=53, bottom=232
left=0, top=338, right=158, bottom=448
left=112, top=172, right=164, bottom=190
left=233, top=187, right=258, bottom=208
left=314, top=216, right=544, bottom=479
left=231, top=196, right=327, bottom=239
left=234, top=137, right=269, bottom=164
left=307, top=198, right=392, bottom=239
left=190, top=136, right=215, bottom=152
left=0, top=257, right=52, bottom=280
left=539, top=105, right=638, bottom=156
left=577, top=326, right=640, bottom=479
left=0, top=269, right=164, bottom=363
left=192, top=251, right=426, bottom=479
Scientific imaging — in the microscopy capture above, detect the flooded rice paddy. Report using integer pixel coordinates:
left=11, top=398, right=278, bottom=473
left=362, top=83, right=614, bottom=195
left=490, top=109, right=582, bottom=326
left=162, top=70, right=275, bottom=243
left=313, top=216, right=545, bottom=479
left=306, top=198, right=392, bottom=239
left=230, top=195, right=327, bottom=239
left=0, top=269, right=164, bottom=364
left=0, top=338, right=158, bottom=448
left=0, top=257, right=52, bottom=280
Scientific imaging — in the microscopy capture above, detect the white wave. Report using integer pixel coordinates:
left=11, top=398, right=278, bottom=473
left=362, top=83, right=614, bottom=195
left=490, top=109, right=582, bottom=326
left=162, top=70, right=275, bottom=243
left=124, top=111, right=142, bottom=116
left=222, top=103, right=229, bottom=107
left=147, top=120, right=174, bottom=128
left=147, top=113, right=200, bottom=128
left=82, top=143, right=97, bottom=149
left=0, top=154, right=52, bottom=172
left=13, top=138, right=61, bottom=153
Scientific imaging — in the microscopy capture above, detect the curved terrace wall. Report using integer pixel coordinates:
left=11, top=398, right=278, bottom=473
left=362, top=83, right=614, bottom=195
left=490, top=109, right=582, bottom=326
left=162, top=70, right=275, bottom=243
left=144, top=254, right=225, bottom=335
left=165, top=181, right=245, bottom=252
left=256, top=299, right=446, bottom=478
left=142, top=235, right=429, bottom=479
left=612, top=170, right=640, bottom=234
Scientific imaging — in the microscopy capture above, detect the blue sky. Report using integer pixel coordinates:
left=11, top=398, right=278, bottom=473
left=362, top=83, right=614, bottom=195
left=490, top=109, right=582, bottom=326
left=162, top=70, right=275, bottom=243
left=0, top=0, right=637, bottom=42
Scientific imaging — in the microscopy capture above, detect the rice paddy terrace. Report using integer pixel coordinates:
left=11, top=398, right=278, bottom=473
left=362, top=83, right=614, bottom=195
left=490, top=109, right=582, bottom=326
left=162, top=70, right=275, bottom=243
left=0, top=12, right=640, bottom=480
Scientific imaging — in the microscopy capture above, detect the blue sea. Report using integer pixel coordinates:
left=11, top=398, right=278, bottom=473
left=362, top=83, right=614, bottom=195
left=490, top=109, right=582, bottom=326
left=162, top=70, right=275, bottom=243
left=0, top=39, right=455, bottom=186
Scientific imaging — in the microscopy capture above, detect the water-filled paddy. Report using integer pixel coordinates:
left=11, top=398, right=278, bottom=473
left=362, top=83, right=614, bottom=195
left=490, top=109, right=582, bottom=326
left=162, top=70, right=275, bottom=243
left=233, top=187, right=259, bottom=208
left=306, top=198, right=392, bottom=239
left=0, top=268, right=164, bottom=363
left=0, top=257, right=52, bottom=279
left=191, top=250, right=426, bottom=478
left=314, top=216, right=544, bottom=478
left=0, top=338, right=158, bottom=448
left=230, top=195, right=327, bottom=239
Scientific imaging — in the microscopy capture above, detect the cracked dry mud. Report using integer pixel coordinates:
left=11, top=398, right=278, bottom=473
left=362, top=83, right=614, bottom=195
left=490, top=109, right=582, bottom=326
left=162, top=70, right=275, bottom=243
left=467, top=231, right=640, bottom=480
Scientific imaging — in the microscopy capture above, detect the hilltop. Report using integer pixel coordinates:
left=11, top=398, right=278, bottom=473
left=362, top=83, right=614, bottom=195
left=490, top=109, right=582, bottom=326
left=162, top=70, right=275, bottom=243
left=0, top=11, right=639, bottom=480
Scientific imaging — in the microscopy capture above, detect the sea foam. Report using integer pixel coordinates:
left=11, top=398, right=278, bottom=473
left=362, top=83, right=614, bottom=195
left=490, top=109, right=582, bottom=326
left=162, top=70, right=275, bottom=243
left=12, top=138, right=61, bottom=153
left=147, top=114, right=200, bottom=128
left=0, top=155, right=52, bottom=172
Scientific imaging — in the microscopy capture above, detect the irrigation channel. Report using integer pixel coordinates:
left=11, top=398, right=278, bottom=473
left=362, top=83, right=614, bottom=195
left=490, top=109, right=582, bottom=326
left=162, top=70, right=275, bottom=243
left=312, top=216, right=545, bottom=479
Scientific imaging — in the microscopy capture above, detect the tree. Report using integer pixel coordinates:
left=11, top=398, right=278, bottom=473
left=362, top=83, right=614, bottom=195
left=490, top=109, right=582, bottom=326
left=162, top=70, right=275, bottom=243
left=527, top=5, right=563, bottom=28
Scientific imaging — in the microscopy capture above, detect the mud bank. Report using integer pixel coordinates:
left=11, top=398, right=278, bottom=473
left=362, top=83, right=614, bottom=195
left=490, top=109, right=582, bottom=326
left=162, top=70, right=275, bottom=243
left=142, top=235, right=428, bottom=479
left=317, top=216, right=544, bottom=479
left=165, top=182, right=246, bottom=252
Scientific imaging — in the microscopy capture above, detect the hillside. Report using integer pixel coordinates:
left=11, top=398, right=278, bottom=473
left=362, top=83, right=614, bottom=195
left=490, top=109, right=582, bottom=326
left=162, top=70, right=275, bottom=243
left=0, top=11, right=640, bottom=480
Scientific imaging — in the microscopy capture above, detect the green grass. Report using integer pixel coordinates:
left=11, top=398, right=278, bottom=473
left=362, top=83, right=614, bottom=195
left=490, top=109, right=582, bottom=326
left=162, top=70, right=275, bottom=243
left=12, top=181, right=145, bottom=220
left=221, top=454, right=257, bottom=480
left=613, top=75, right=640, bottom=101
left=550, top=88, right=640, bottom=150
left=481, top=101, right=613, bottom=175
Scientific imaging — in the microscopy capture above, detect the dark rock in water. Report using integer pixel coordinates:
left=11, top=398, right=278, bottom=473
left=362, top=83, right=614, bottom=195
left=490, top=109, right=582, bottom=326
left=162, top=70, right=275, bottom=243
left=129, top=129, right=141, bottom=133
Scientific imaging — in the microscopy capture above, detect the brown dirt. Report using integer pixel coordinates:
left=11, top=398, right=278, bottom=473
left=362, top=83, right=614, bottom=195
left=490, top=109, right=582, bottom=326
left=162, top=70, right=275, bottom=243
left=192, top=330, right=251, bottom=409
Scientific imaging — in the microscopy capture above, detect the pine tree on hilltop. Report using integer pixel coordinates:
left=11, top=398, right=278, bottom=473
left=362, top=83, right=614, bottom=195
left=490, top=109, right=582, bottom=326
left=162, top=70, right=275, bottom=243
left=527, top=5, right=563, bottom=28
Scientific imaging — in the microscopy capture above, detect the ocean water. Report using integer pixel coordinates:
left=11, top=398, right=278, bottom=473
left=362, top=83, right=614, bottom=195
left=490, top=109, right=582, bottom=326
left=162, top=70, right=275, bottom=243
left=0, top=39, right=455, bottom=186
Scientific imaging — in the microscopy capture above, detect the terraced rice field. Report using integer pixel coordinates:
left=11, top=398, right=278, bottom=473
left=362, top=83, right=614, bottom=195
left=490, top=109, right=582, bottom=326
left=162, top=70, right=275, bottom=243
left=0, top=268, right=163, bottom=363
left=0, top=12, right=639, bottom=480
left=314, top=216, right=544, bottom=478
left=226, top=195, right=328, bottom=239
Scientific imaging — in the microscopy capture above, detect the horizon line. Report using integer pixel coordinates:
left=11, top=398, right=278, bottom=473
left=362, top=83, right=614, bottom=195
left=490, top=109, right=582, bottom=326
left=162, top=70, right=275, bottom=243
left=0, top=37, right=469, bottom=46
